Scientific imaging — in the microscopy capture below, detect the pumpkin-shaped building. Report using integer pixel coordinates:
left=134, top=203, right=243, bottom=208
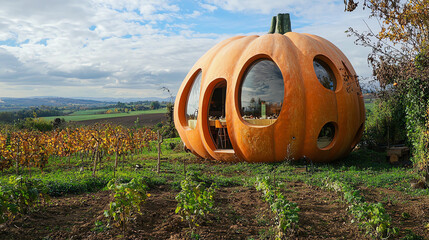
left=174, top=14, right=365, bottom=163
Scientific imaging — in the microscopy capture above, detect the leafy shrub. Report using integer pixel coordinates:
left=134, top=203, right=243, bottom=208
left=0, top=176, right=49, bottom=223
left=363, top=98, right=406, bottom=147
left=15, top=118, right=53, bottom=132
left=175, top=177, right=216, bottom=230
left=405, top=98, right=429, bottom=171
left=104, top=178, right=149, bottom=233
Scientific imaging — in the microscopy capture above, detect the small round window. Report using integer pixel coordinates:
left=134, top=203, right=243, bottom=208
left=313, top=58, right=336, bottom=91
left=185, top=70, right=202, bottom=129
left=317, top=122, right=336, bottom=149
left=239, top=59, right=284, bottom=126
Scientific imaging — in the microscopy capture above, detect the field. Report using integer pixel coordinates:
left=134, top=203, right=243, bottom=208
left=0, top=134, right=428, bottom=240
left=364, top=101, right=376, bottom=113
left=42, top=108, right=167, bottom=122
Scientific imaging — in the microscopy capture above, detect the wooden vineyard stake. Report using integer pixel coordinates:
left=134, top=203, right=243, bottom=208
left=157, top=130, right=163, bottom=174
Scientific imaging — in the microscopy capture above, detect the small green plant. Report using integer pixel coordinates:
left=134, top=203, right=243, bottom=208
left=0, top=176, right=49, bottom=223
left=175, top=177, right=216, bottom=231
left=91, top=220, right=108, bottom=232
left=401, top=229, right=424, bottom=240
left=401, top=212, right=410, bottom=219
left=255, top=177, right=300, bottom=239
left=104, top=178, right=149, bottom=233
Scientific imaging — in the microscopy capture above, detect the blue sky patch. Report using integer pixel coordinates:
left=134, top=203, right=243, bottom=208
left=36, top=38, right=49, bottom=46
left=0, top=38, right=29, bottom=47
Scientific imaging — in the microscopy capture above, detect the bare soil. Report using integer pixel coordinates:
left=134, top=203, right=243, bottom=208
left=0, top=182, right=371, bottom=240
left=73, top=113, right=167, bottom=128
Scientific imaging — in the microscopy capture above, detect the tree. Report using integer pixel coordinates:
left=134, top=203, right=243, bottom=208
left=161, top=87, right=177, bottom=138
left=345, top=0, right=429, bottom=171
left=150, top=101, right=160, bottom=110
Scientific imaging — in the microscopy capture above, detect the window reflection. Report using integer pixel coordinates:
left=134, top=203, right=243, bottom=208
left=239, top=59, right=284, bottom=126
left=317, top=122, right=335, bottom=149
left=186, top=71, right=202, bottom=129
left=313, top=59, right=336, bottom=91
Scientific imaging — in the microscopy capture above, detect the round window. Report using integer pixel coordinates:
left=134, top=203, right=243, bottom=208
left=313, top=58, right=336, bottom=91
left=239, top=59, right=284, bottom=126
left=317, top=122, right=336, bottom=149
left=185, top=70, right=202, bottom=129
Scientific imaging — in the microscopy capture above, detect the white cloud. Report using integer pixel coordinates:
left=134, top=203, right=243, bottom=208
left=0, top=0, right=226, bottom=98
left=199, top=3, right=218, bottom=12
left=204, top=0, right=342, bottom=15
left=0, top=0, right=378, bottom=98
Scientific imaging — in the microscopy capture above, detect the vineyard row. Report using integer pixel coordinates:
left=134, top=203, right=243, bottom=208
left=0, top=124, right=158, bottom=173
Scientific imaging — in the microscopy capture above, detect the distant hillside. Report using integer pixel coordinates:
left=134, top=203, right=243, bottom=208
left=0, top=96, right=176, bottom=111
left=74, top=97, right=174, bottom=103
left=0, top=97, right=111, bottom=111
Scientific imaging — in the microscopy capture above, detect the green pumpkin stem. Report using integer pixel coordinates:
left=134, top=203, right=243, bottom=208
left=268, top=13, right=292, bottom=34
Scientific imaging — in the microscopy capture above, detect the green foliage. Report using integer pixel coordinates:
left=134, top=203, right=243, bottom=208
left=16, top=117, right=53, bottom=132
left=324, top=179, right=398, bottom=239
left=0, top=107, right=64, bottom=124
left=149, top=101, right=161, bottom=110
left=363, top=79, right=428, bottom=172
left=255, top=177, right=299, bottom=239
left=161, top=102, right=177, bottom=138
left=350, top=202, right=395, bottom=238
left=91, top=220, right=108, bottom=232
left=175, top=176, right=217, bottom=230
left=103, top=178, right=149, bottom=232
left=401, top=230, right=424, bottom=240
left=46, top=176, right=110, bottom=197
left=363, top=98, right=406, bottom=146
left=345, top=0, right=429, bottom=172
left=403, top=78, right=429, bottom=170
left=0, top=176, right=49, bottom=223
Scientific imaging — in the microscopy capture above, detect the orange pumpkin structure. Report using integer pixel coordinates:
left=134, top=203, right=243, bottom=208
left=174, top=13, right=365, bottom=163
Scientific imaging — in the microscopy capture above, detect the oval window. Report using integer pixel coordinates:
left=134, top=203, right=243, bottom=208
left=313, top=58, right=336, bottom=91
left=317, top=122, right=336, bottom=149
left=185, top=70, right=202, bottom=129
left=239, top=59, right=284, bottom=126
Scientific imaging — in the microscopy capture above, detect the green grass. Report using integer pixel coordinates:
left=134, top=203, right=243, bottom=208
left=42, top=108, right=167, bottom=122
left=0, top=142, right=425, bottom=198
left=69, top=109, right=114, bottom=116
left=0, top=133, right=425, bottom=198
left=365, top=101, right=375, bottom=112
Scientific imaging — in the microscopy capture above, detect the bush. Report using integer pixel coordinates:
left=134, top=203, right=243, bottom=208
left=15, top=118, right=53, bottom=132
left=0, top=176, right=49, bottom=223
left=104, top=178, right=149, bottom=232
left=403, top=79, right=429, bottom=170
left=175, top=177, right=216, bottom=230
left=363, top=98, right=407, bottom=147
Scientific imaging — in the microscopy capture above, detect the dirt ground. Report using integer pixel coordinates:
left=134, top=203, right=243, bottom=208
left=73, top=113, right=167, bottom=128
left=0, top=182, right=371, bottom=240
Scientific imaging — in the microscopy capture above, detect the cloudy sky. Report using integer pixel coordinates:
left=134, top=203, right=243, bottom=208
left=0, top=0, right=377, bottom=99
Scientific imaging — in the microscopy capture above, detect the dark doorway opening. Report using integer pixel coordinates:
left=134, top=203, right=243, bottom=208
left=207, top=81, right=232, bottom=149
